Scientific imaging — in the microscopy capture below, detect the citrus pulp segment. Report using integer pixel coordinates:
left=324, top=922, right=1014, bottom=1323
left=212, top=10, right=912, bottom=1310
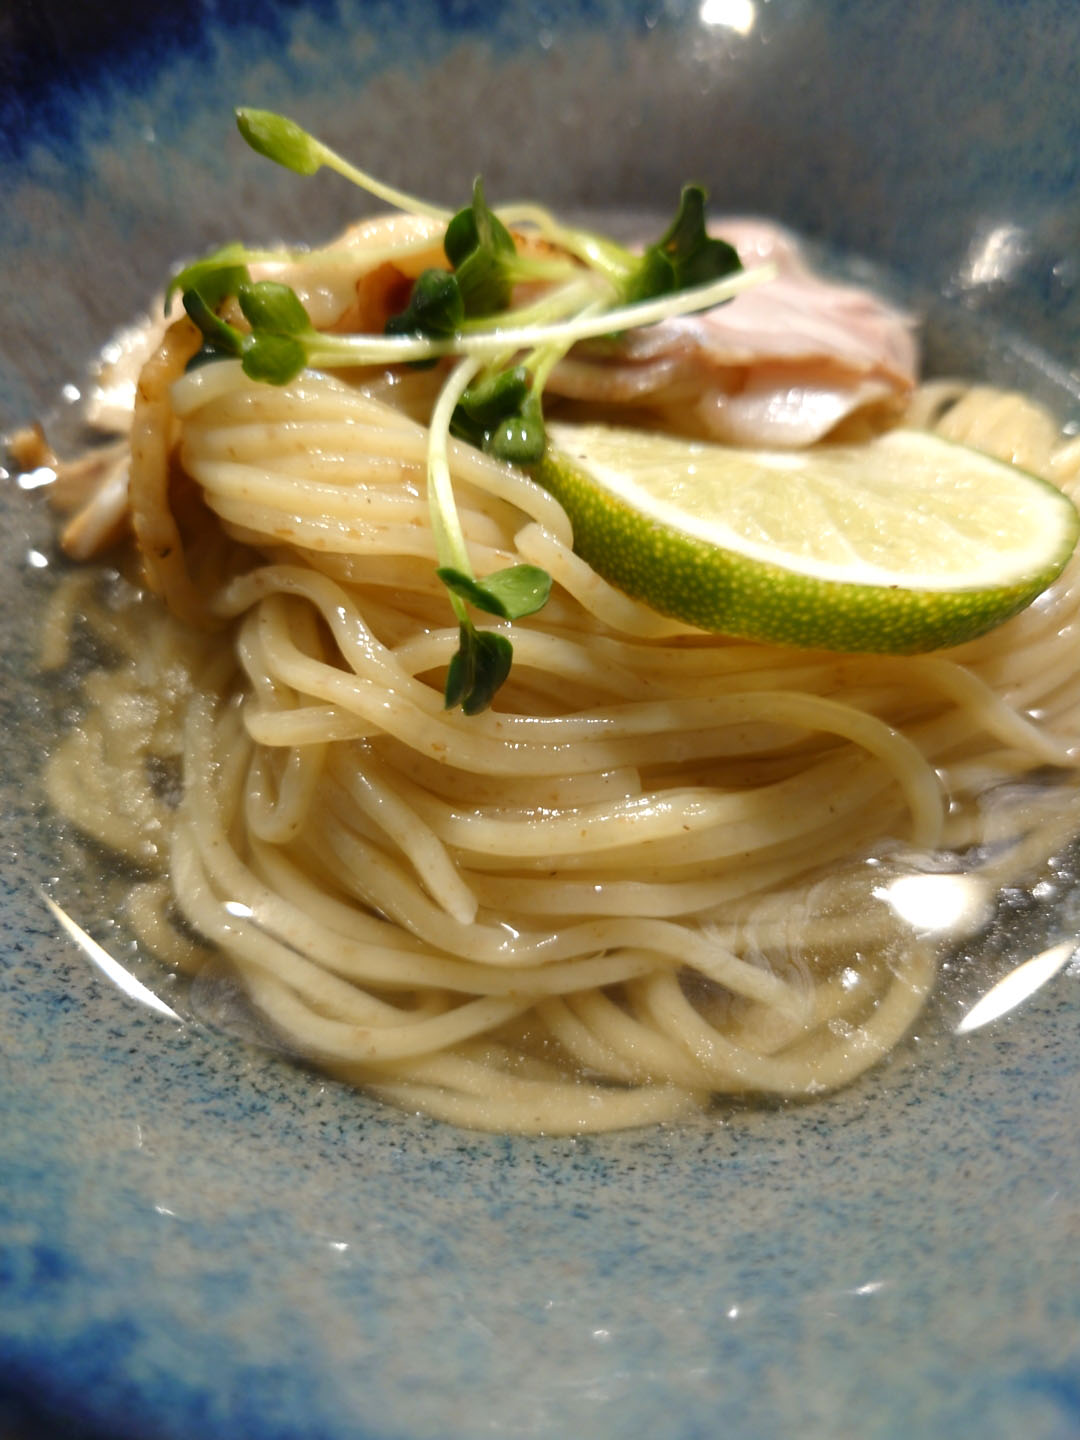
left=537, top=423, right=1079, bottom=652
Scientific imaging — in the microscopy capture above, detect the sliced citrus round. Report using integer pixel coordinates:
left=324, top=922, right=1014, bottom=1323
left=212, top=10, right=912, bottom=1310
left=536, top=422, right=1079, bottom=652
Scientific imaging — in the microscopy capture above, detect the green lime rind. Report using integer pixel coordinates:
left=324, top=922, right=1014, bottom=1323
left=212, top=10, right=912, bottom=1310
left=535, top=433, right=1080, bottom=654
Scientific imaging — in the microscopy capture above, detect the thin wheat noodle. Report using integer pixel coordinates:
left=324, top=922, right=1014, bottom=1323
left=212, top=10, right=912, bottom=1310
left=43, top=342, right=1080, bottom=1132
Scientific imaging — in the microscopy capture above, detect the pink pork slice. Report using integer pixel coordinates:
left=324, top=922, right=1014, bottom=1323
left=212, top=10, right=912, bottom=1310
left=548, top=218, right=919, bottom=447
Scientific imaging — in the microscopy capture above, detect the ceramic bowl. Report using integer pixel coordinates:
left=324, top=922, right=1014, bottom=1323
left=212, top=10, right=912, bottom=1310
left=2, top=3, right=1079, bottom=1437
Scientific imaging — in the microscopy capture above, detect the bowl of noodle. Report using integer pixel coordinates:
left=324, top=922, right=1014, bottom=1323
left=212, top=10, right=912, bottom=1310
left=2, top=1, right=1080, bottom=1436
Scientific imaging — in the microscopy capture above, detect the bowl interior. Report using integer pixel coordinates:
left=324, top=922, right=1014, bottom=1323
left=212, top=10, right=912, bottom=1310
left=2, top=5, right=1080, bottom=1439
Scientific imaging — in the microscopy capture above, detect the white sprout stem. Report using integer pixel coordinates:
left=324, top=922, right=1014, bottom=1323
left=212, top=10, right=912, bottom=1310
left=463, top=274, right=607, bottom=331
left=251, top=233, right=446, bottom=272
left=317, top=146, right=451, bottom=223
left=305, top=263, right=775, bottom=369
left=306, top=160, right=611, bottom=269
left=462, top=277, right=605, bottom=377
left=495, top=203, right=636, bottom=283
left=459, top=264, right=775, bottom=348
left=530, top=296, right=608, bottom=391
left=427, top=353, right=486, bottom=589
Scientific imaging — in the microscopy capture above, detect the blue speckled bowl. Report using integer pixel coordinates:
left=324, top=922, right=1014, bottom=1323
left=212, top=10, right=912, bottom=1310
left=2, top=4, right=1080, bottom=1437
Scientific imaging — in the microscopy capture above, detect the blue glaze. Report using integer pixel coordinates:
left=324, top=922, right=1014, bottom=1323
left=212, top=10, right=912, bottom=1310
left=2, top=3, right=1080, bottom=1438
